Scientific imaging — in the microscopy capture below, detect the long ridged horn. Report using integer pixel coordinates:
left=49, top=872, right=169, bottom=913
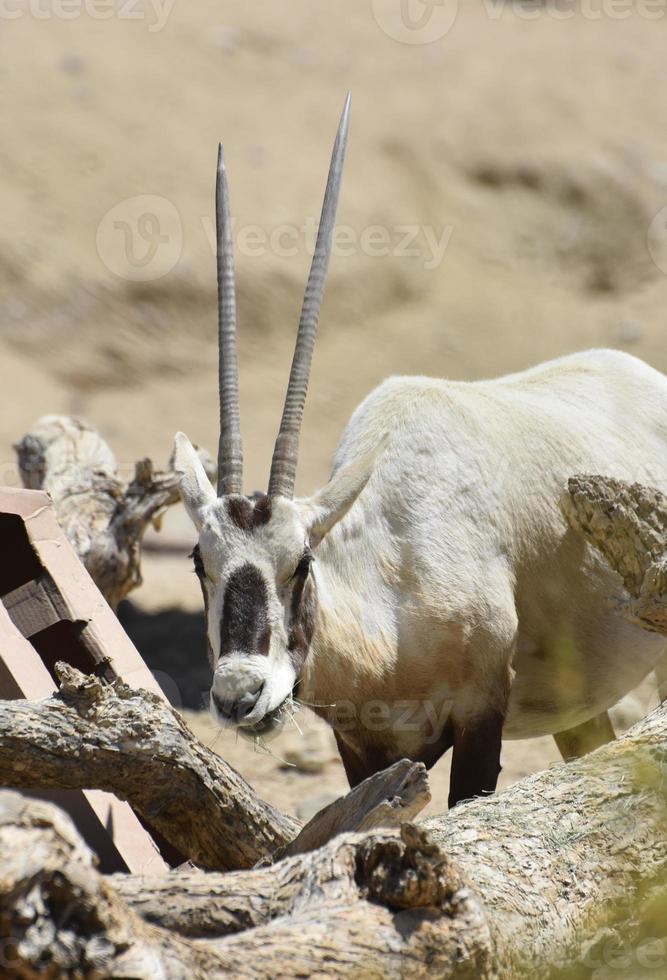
left=268, top=93, right=351, bottom=499
left=216, top=142, right=243, bottom=495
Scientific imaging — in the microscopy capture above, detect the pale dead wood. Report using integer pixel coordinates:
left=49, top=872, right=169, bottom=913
left=0, top=663, right=434, bottom=873
left=561, top=474, right=667, bottom=635
left=1, top=791, right=489, bottom=979
left=14, top=415, right=213, bottom=609
left=0, top=791, right=224, bottom=979
left=0, top=662, right=299, bottom=870
left=4, top=696, right=667, bottom=978
left=110, top=701, right=667, bottom=977
left=277, top=757, right=431, bottom=859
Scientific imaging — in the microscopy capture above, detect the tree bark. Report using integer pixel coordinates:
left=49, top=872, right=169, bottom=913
left=0, top=662, right=299, bottom=870
left=0, top=663, right=432, bottom=872
left=277, top=756, right=431, bottom=860
left=14, top=415, right=213, bottom=609
left=2, top=698, right=667, bottom=978
left=561, top=474, right=667, bottom=635
left=104, top=703, right=667, bottom=971
left=0, top=791, right=490, bottom=980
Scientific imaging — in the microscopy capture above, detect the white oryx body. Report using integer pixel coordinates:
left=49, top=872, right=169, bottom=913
left=174, top=97, right=667, bottom=804
left=301, top=349, right=667, bottom=765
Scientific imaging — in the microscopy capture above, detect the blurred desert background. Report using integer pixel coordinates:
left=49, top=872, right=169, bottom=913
left=1, top=0, right=667, bottom=818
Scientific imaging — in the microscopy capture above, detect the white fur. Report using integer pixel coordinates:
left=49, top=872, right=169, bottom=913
left=210, top=654, right=296, bottom=728
left=178, top=349, right=667, bottom=756
left=299, top=349, right=667, bottom=750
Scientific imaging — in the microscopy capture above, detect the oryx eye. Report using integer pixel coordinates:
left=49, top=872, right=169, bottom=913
left=190, top=546, right=205, bottom=579
left=292, top=550, right=314, bottom=580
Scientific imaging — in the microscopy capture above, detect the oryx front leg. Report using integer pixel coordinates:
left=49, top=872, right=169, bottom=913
left=446, top=600, right=516, bottom=809
left=447, top=645, right=514, bottom=808
left=448, top=705, right=506, bottom=809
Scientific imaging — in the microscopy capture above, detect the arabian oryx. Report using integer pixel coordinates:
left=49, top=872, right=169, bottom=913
left=174, top=95, right=667, bottom=807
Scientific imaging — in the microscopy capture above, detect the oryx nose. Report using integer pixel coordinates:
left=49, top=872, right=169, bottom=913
left=212, top=684, right=264, bottom=723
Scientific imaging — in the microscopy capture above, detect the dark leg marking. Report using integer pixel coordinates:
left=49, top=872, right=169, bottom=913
left=220, top=563, right=271, bottom=657
left=553, top=711, right=615, bottom=762
left=333, top=731, right=396, bottom=788
left=414, top=717, right=455, bottom=771
left=334, top=719, right=454, bottom=789
left=448, top=709, right=505, bottom=809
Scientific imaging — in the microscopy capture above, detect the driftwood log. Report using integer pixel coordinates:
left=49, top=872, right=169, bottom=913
left=1, top=473, right=666, bottom=976
left=561, top=474, right=667, bottom=636
left=0, top=662, right=432, bottom=872
left=1, top=698, right=666, bottom=977
left=14, top=415, right=213, bottom=609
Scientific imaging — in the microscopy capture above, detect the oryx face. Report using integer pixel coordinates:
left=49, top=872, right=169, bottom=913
left=180, top=476, right=315, bottom=731
left=175, top=433, right=374, bottom=734
left=174, top=95, right=375, bottom=733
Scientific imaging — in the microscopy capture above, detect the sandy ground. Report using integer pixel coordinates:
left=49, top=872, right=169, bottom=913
left=2, top=2, right=667, bottom=816
left=181, top=703, right=567, bottom=822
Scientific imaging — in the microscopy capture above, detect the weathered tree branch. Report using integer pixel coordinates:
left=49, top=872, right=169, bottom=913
left=1, top=791, right=490, bottom=979
left=0, top=662, right=299, bottom=870
left=14, top=415, right=213, bottom=608
left=96, top=703, right=667, bottom=972
left=561, top=474, right=667, bottom=635
left=3, top=696, right=667, bottom=977
left=277, top=757, right=430, bottom=860
left=0, top=663, right=433, bottom=872
left=0, top=791, right=230, bottom=978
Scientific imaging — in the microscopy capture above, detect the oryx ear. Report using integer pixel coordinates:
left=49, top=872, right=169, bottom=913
left=299, top=449, right=378, bottom=548
left=173, top=432, right=216, bottom=529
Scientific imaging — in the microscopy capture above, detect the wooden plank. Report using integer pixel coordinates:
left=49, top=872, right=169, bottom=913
left=0, top=604, right=167, bottom=874
left=0, top=487, right=164, bottom=694
left=0, top=488, right=172, bottom=872
left=3, top=573, right=70, bottom=637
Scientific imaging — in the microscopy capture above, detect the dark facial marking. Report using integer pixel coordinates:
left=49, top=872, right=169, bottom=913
left=220, top=562, right=272, bottom=657
left=227, top=494, right=273, bottom=532
left=191, top=545, right=215, bottom=669
left=287, top=569, right=317, bottom=673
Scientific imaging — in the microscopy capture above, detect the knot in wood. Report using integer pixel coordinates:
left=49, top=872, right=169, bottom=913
left=55, top=663, right=106, bottom=711
left=355, top=824, right=459, bottom=912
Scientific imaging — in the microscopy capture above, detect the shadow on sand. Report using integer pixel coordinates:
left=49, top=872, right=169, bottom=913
left=117, top=600, right=211, bottom=711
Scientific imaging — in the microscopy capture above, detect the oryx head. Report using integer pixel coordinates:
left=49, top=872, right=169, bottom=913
left=174, top=95, right=374, bottom=735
